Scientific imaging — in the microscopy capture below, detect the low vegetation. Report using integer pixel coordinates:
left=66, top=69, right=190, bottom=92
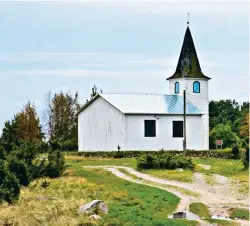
left=137, top=154, right=194, bottom=170
left=189, top=202, right=211, bottom=219
left=229, top=208, right=250, bottom=220
left=0, top=142, right=65, bottom=204
left=0, top=163, right=199, bottom=226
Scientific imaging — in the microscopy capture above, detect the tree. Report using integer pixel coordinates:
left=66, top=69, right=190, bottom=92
left=209, top=100, right=240, bottom=131
left=44, top=91, right=81, bottom=142
left=240, top=113, right=249, bottom=144
left=209, top=123, right=240, bottom=149
left=16, top=101, right=44, bottom=143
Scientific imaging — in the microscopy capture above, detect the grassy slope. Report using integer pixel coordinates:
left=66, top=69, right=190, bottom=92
left=68, top=160, right=198, bottom=225
left=67, top=156, right=248, bottom=188
left=0, top=158, right=198, bottom=226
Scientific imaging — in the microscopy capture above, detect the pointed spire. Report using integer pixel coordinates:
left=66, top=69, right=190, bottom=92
left=167, top=25, right=211, bottom=80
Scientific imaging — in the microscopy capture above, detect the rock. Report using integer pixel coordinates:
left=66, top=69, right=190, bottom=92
left=89, top=214, right=102, bottom=220
left=79, top=200, right=108, bottom=215
left=176, top=168, right=184, bottom=172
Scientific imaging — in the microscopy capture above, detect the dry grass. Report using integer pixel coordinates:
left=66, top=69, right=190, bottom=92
left=0, top=177, right=99, bottom=226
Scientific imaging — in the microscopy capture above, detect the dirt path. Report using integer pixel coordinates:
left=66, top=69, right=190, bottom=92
left=83, top=165, right=249, bottom=226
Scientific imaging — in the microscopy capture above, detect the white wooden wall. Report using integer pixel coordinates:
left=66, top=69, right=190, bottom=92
left=125, top=115, right=203, bottom=151
left=78, top=97, right=126, bottom=151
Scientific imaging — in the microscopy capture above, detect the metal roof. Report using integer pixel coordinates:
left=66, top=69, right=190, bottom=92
left=79, top=93, right=202, bottom=115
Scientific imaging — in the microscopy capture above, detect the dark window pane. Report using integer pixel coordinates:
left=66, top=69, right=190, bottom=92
left=144, top=120, right=156, bottom=137
left=173, top=121, right=183, bottom=137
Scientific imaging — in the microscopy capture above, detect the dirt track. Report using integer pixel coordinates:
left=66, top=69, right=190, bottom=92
left=83, top=165, right=249, bottom=226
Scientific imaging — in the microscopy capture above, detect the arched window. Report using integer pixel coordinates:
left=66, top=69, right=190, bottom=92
left=175, top=82, right=179, bottom=94
left=193, top=81, right=200, bottom=93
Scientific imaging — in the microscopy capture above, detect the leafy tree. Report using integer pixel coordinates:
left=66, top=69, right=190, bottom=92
left=209, top=123, right=240, bottom=149
left=44, top=91, right=81, bottom=144
left=209, top=100, right=240, bottom=131
left=240, top=113, right=249, bottom=144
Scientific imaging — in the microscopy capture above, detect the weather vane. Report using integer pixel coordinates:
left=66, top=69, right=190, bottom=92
left=187, top=13, right=190, bottom=25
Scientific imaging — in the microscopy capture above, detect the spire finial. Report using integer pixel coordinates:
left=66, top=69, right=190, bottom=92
left=187, top=13, right=190, bottom=26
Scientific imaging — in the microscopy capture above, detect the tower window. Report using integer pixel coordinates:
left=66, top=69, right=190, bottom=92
left=144, top=120, right=156, bottom=137
left=175, top=82, right=179, bottom=94
left=193, top=81, right=200, bottom=93
left=173, top=121, right=183, bottom=137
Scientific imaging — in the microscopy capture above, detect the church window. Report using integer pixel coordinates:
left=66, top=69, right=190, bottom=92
left=193, top=81, right=200, bottom=93
left=175, top=82, right=179, bottom=94
left=144, top=120, right=156, bottom=137
left=173, top=121, right=183, bottom=137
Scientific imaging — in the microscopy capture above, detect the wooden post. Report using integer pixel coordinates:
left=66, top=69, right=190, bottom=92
left=183, top=89, right=187, bottom=151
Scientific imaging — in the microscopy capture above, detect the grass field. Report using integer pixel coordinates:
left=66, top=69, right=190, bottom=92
left=0, top=157, right=198, bottom=226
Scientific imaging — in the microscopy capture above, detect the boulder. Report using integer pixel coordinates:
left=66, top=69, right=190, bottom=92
left=79, top=200, right=108, bottom=215
left=89, top=214, right=102, bottom=220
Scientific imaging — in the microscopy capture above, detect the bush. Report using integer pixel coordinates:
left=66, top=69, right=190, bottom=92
left=46, top=150, right=65, bottom=178
left=232, top=145, right=240, bottom=159
left=8, top=157, right=31, bottom=186
left=242, top=147, right=249, bottom=169
left=67, top=149, right=234, bottom=159
left=137, top=154, right=194, bottom=170
left=0, top=160, right=20, bottom=203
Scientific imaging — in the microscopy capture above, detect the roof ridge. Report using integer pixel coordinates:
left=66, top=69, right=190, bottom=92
left=102, top=92, right=166, bottom=96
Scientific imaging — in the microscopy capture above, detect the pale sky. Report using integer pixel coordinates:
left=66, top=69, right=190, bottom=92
left=0, top=0, right=249, bottom=132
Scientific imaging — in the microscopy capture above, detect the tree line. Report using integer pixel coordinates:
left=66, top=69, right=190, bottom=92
left=0, top=86, right=249, bottom=203
left=0, top=90, right=249, bottom=151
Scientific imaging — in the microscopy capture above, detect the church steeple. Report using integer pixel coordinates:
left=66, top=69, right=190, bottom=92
left=167, top=26, right=210, bottom=80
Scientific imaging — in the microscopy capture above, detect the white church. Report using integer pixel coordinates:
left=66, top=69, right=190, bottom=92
left=78, top=25, right=211, bottom=151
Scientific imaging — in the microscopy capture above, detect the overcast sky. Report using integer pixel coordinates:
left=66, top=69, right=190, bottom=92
left=0, top=0, right=249, bottom=132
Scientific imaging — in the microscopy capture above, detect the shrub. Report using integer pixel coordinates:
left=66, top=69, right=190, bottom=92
left=46, top=150, right=65, bottom=178
left=0, top=160, right=20, bottom=203
left=137, top=154, right=194, bottom=170
left=232, top=145, right=240, bottom=159
left=8, top=157, right=31, bottom=186
left=242, top=147, right=249, bottom=169
left=68, top=149, right=234, bottom=159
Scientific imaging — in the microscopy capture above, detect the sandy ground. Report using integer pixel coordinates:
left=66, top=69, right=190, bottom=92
left=83, top=165, right=249, bottom=226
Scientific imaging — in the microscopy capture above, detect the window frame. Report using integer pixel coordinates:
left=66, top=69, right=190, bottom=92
left=172, top=121, right=183, bottom=138
left=193, top=81, right=200, bottom=93
left=174, top=82, right=180, bottom=94
left=144, top=120, right=156, bottom=137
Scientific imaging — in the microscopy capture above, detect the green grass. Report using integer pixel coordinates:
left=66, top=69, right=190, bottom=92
left=229, top=208, right=250, bottom=220
left=66, top=155, right=137, bottom=168
left=189, top=202, right=211, bottom=219
left=192, top=158, right=245, bottom=176
left=67, top=160, right=198, bottom=226
left=206, top=219, right=240, bottom=226
left=118, top=168, right=199, bottom=197
left=140, top=169, right=193, bottom=182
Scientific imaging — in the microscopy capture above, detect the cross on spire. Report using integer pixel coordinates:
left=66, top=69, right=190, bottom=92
left=187, top=13, right=190, bottom=26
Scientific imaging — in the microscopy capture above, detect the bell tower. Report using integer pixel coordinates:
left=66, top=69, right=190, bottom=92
left=166, top=21, right=211, bottom=150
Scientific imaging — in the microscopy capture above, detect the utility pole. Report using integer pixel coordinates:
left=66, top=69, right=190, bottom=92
left=183, top=89, right=187, bottom=151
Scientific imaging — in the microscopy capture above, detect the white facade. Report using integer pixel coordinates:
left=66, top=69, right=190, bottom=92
left=168, top=78, right=209, bottom=150
left=78, top=97, right=126, bottom=151
left=78, top=95, right=205, bottom=151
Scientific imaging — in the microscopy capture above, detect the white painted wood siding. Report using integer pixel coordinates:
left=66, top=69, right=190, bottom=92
left=125, top=115, right=203, bottom=150
left=78, top=97, right=126, bottom=151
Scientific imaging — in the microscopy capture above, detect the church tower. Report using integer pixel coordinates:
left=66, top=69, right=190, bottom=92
left=167, top=23, right=211, bottom=150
